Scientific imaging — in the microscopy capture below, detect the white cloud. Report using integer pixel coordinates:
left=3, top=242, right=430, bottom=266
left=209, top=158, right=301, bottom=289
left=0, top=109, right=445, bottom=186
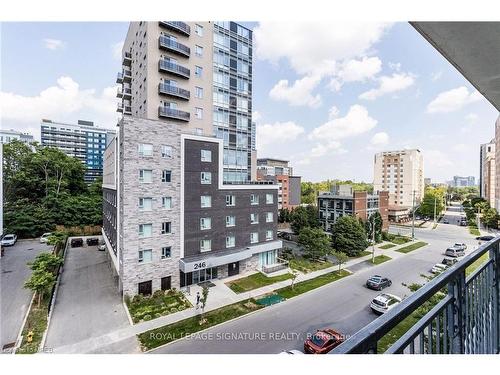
left=359, top=73, right=415, bottom=100
left=269, top=75, right=322, bottom=108
left=370, top=132, right=389, bottom=146
left=426, top=86, right=483, bottom=114
left=388, top=62, right=401, bottom=71
left=252, top=110, right=262, bottom=122
left=431, top=71, right=442, bottom=81
left=424, top=149, right=454, bottom=169
left=112, top=41, right=125, bottom=60
left=465, top=113, right=479, bottom=124
left=328, top=106, right=340, bottom=120
left=43, top=38, right=65, bottom=50
left=329, top=57, right=382, bottom=91
left=256, top=121, right=305, bottom=149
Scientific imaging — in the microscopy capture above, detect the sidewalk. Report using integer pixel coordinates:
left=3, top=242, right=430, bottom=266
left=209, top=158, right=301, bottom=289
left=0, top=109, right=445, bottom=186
left=50, top=239, right=422, bottom=353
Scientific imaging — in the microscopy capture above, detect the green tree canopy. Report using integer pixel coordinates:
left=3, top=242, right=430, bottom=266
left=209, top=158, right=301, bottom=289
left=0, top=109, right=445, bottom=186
left=24, top=269, right=56, bottom=307
left=290, top=205, right=319, bottom=234
left=332, top=216, right=369, bottom=257
left=297, top=227, right=332, bottom=260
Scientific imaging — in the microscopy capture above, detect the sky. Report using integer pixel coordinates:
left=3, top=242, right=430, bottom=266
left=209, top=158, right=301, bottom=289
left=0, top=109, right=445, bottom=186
left=1, top=21, right=498, bottom=183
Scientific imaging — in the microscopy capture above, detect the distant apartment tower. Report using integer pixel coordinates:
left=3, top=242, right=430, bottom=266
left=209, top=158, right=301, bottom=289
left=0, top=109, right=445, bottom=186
left=495, top=116, right=500, bottom=211
left=0, top=129, right=34, bottom=145
left=318, top=185, right=389, bottom=232
left=116, top=21, right=255, bottom=182
left=480, top=140, right=496, bottom=207
left=424, top=178, right=431, bottom=185
left=40, top=119, right=116, bottom=183
left=256, top=158, right=301, bottom=209
left=452, top=175, right=476, bottom=187
left=373, top=149, right=424, bottom=208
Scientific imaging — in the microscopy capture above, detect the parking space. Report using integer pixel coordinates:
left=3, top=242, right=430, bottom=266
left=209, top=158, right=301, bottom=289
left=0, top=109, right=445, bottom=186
left=44, top=236, right=138, bottom=353
left=1, top=239, right=52, bottom=351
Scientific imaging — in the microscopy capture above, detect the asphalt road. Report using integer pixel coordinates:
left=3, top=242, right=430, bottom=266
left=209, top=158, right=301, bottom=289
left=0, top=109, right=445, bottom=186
left=152, top=206, right=479, bottom=354
left=1, top=239, right=52, bottom=351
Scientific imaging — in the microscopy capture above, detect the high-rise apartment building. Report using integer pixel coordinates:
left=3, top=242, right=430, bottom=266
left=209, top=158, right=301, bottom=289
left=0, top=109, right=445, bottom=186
left=480, top=140, right=495, bottom=207
left=40, top=119, right=116, bottom=183
left=256, top=158, right=301, bottom=209
left=0, top=129, right=34, bottom=145
left=373, top=149, right=424, bottom=208
left=116, top=21, right=255, bottom=182
left=494, top=116, right=500, bottom=211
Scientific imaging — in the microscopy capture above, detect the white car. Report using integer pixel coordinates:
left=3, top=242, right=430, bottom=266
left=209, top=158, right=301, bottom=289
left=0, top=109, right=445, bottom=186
left=430, top=263, right=448, bottom=274
left=370, top=293, right=402, bottom=315
left=453, top=243, right=467, bottom=251
left=40, top=232, right=53, bottom=244
left=279, top=349, right=304, bottom=354
left=1, top=234, right=18, bottom=246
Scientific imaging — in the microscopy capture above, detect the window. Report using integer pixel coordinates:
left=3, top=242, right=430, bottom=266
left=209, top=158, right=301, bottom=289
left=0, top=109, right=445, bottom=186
left=226, top=195, right=235, bottom=206
left=226, top=215, right=235, bottom=227
left=195, top=86, right=203, bottom=99
left=200, top=217, right=211, bottom=230
left=139, top=224, right=152, bottom=238
left=138, top=143, right=153, bottom=157
left=201, top=172, right=212, bottom=184
left=195, top=66, right=203, bottom=77
left=162, top=196, right=172, bottom=209
left=195, top=24, right=203, bottom=36
left=201, top=149, right=212, bottom=162
left=162, top=170, right=172, bottom=183
left=226, top=235, right=235, bottom=248
left=161, top=276, right=171, bottom=290
left=195, top=128, right=203, bottom=135
left=250, top=232, right=259, bottom=244
left=161, top=246, right=171, bottom=259
left=266, top=230, right=273, bottom=241
left=139, top=197, right=152, bottom=211
left=195, top=45, right=203, bottom=57
left=138, top=249, right=152, bottom=263
left=161, top=222, right=171, bottom=234
left=250, top=194, right=259, bottom=205
left=161, top=145, right=172, bottom=158
left=250, top=213, right=259, bottom=224
left=201, top=196, right=211, bottom=208
left=266, top=193, right=274, bottom=204
left=266, top=212, right=273, bottom=223
left=195, top=107, right=203, bottom=119
left=139, top=169, right=152, bottom=183
left=200, top=239, right=211, bottom=252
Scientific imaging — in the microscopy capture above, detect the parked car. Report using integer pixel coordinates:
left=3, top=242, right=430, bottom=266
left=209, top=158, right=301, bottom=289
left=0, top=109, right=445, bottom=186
left=442, top=218, right=449, bottom=224
left=1, top=234, right=18, bottom=247
left=304, top=329, right=345, bottom=354
left=365, top=275, right=392, bottom=291
left=460, top=220, right=467, bottom=226
left=279, top=350, right=304, bottom=355
left=370, top=293, right=402, bottom=315
left=476, top=235, right=495, bottom=241
left=86, top=237, right=99, bottom=246
left=442, top=257, right=459, bottom=267
left=453, top=243, right=467, bottom=251
left=445, top=247, right=465, bottom=258
left=71, top=238, right=83, bottom=248
left=97, top=241, right=106, bottom=251
left=430, top=263, right=448, bottom=274
left=39, top=232, right=53, bottom=244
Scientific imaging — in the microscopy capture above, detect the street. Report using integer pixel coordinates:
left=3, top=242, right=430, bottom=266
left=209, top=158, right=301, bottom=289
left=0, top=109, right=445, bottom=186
left=151, top=206, right=479, bottom=354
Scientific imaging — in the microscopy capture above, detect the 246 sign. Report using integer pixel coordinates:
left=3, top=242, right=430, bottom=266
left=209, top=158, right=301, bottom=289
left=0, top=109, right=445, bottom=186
left=193, top=262, right=206, bottom=270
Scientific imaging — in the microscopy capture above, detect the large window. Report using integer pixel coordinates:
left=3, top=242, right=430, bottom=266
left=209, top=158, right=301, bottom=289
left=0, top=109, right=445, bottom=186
left=266, top=212, right=274, bottom=223
left=138, top=224, right=152, bottom=238
left=201, top=172, right=212, bottom=184
left=250, top=213, right=259, bottom=224
left=226, top=215, right=235, bottom=227
left=200, top=217, right=211, bottom=230
left=226, top=235, right=235, bottom=248
left=162, top=196, right=172, bottom=209
left=138, top=143, right=153, bottom=157
left=161, top=222, right=171, bottom=235
left=201, top=195, right=211, bottom=208
left=266, top=193, right=274, bottom=204
left=200, top=239, right=211, bottom=252
left=139, top=197, right=152, bottom=211
left=161, top=145, right=172, bottom=158
left=138, top=249, right=152, bottom=264
left=162, top=170, right=172, bottom=183
left=250, top=232, right=259, bottom=244
left=139, top=169, right=153, bottom=183
left=201, top=149, right=212, bottom=162
left=226, top=195, right=235, bottom=206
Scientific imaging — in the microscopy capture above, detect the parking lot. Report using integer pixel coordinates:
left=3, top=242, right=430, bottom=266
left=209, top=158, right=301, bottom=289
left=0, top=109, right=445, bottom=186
left=44, top=236, right=139, bottom=353
left=1, top=239, right=52, bottom=351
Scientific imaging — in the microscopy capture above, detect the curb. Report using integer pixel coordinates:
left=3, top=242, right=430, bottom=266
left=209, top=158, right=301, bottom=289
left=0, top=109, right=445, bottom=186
left=123, top=299, right=134, bottom=326
left=12, top=293, right=36, bottom=354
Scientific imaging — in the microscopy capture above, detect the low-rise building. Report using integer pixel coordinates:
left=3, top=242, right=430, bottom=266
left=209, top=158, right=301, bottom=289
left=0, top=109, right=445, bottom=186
left=0, top=129, right=34, bottom=145
left=256, top=158, right=301, bottom=209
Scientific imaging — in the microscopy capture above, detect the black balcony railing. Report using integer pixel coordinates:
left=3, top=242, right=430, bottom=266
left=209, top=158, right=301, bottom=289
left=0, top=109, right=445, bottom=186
left=159, top=35, right=190, bottom=57
left=159, top=21, right=191, bottom=36
left=122, top=52, right=132, bottom=66
left=158, top=83, right=190, bottom=100
left=332, top=237, right=500, bottom=354
left=158, top=59, right=190, bottom=78
left=158, top=106, right=190, bottom=122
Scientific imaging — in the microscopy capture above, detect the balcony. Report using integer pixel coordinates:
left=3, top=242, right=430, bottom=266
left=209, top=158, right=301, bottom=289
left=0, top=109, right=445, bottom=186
left=159, top=21, right=191, bottom=36
left=158, top=106, right=190, bottom=122
left=122, top=51, right=132, bottom=66
left=116, top=103, right=123, bottom=113
left=158, top=59, right=190, bottom=79
left=116, top=72, right=123, bottom=84
left=116, top=87, right=122, bottom=98
left=159, top=35, right=190, bottom=57
left=332, top=238, right=500, bottom=354
left=123, top=105, right=132, bottom=115
left=122, top=69, right=132, bottom=83
left=158, top=83, right=190, bottom=100
left=122, top=87, right=132, bottom=98
left=261, top=258, right=289, bottom=274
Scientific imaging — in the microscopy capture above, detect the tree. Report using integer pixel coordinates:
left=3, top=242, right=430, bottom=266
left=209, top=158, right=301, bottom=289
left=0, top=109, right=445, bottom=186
left=331, top=216, right=369, bottom=257
left=290, top=205, right=319, bottom=234
left=297, top=227, right=332, bottom=260
left=199, top=285, right=210, bottom=325
left=29, top=253, right=63, bottom=273
left=481, top=207, right=499, bottom=228
left=418, top=187, right=445, bottom=219
left=278, top=208, right=291, bottom=223
left=365, top=211, right=383, bottom=243
left=290, top=270, right=299, bottom=289
left=333, top=251, right=349, bottom=272
left=24, top=269, right=56, bottom=308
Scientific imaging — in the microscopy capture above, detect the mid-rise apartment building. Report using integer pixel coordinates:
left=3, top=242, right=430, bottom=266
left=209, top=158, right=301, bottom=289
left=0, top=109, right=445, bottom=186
left=373, top=149, right=424, bottom=208
left=451, top=175, right=476, bottom=187
left=40, top=119, right=116, bottom=183
left=318, top=185, right=389, bottom=232
left=0, top=129, right=34, bottom=145
left=116, top=21, right=255, bottom=183
left=256, top=158, right=301, bottom=209
left=480, top=140, right=496, bottom=207
left=102, top=117, right=281, bottom=296
left=495, top=116, right=500, bottom=211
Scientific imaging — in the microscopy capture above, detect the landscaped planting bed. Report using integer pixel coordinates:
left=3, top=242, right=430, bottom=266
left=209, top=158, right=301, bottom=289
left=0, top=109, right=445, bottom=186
left=348, top=250, right=372, bottom=259
left=395, top=241, right=428, bottom=254
left=226, top=272, right=294, bottom=293
left=276, top=269, right=351, bottom=299
left=125, top=289, right=192, bottom=324
left=16, top=295, right=50, bottom=354
left=372, top=255, right=392, bottom=265
left=379, top=243, right=396, bottom=250
left=288, top=256, right=333, bottom=273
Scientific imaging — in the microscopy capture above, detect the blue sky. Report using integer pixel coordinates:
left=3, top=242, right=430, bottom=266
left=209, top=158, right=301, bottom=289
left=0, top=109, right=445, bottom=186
left=1, top=21, right=498, bottom=183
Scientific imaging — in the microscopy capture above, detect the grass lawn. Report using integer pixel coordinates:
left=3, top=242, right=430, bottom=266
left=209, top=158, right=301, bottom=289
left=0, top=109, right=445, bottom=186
left=125, top=289, right=192, bottom=324
left=379, top=243, right=396, bottom=250
left=469, top=226, right=480, bottom=236
left=466, top=252, right=489, bottom=277
left=396, top=241, right=428, bottom=254
left=226, top=272, right=294, bottom=293
left=390, top=235, right=412, bottom=245
left=16, top=294, right=50, bottom=354
left=349, top=250, right=372, bottom=259
left=371, top=255, right=392, bottom=265
left=288, top=256, right=333, bottom=273
left=137, top=299, right=262, bottom=351
left=276, top=269, right=351, bottom=299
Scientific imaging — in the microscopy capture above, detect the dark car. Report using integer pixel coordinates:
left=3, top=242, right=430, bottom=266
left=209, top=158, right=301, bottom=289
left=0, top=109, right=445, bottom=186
left=304, top=329, right=345, bottom=354
left=442, top=218, right=449, bottom=224
left=366, top=275, right=392, bottom=291
left=442, top=257, right=459, bottom=266
left=86, top=237, right=99, bottom=246
left=476, top=235, right=495, bottom=241
left=71, top=238, right=83, bottom=248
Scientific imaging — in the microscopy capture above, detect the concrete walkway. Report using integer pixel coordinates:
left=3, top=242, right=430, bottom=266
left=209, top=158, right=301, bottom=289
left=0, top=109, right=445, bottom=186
left=50, top=239, right=423, bottom=353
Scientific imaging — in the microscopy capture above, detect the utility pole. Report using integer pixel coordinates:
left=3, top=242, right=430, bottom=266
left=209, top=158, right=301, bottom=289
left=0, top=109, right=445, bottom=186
left=370, top=220, right=376, bottom=263
left=433, top=196, right=437, bottom=224
left=411, top=190, right=416, bottom=240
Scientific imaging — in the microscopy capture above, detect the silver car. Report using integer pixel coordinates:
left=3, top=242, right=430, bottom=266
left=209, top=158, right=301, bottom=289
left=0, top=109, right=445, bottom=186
left=1, top=234, right=18, bottom=246
left=370, top=293, right=402, bottom=314
left=445, top=247, right=465, bottom=258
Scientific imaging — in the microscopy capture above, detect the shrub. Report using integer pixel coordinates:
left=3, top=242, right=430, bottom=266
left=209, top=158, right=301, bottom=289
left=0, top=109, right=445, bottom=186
left=154, top=313, right=161, bottom=319
left=124, top=294, right=131, bottom=306
left=170, top=307, right=178, bottom=313
left=143, top=314, right=152, bottom=321
left=132, top=294, right=143, bottom=304
left=153, top=290, right=164, bottom=298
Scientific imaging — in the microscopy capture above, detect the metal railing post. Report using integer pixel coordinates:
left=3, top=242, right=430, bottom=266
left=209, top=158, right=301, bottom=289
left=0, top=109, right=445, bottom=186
left=490, top=241, right=500, bottom=353
left=448, top=272, right=466, bottom=353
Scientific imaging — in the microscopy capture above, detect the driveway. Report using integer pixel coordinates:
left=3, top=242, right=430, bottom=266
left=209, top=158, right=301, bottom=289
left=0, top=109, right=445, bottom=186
left=44, top=239, right=139, bottom=353
left=1, top=239, right=52, bottom=351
